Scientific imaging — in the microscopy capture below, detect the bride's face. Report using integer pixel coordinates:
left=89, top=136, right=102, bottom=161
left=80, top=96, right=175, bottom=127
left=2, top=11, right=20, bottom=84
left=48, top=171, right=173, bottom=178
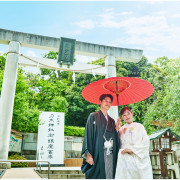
left=121, top=110, right=133, bottom=124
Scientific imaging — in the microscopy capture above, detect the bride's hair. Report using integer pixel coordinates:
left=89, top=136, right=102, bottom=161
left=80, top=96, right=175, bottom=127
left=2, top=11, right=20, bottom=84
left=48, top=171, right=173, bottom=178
left=120, top=107, right=132, bottom=116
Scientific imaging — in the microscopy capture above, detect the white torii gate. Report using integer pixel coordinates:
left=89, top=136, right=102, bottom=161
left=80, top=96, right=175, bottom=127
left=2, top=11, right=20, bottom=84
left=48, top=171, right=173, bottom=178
left=0, top=28, right=143, bottom=160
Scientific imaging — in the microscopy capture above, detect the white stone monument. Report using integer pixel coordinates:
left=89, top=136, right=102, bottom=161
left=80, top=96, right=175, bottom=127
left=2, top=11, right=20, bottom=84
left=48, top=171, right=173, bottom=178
left=37, top=112, right=64, bottom=165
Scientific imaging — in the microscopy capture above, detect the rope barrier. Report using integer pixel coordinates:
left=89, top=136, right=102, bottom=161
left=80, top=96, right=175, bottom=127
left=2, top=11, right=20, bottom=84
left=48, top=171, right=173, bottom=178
left=18, top=54, right=116, bottom=73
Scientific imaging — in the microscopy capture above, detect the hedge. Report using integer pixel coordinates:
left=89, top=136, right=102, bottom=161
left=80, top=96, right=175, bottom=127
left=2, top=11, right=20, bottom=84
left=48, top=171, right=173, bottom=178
left=64, top=126, right=85, bottom=137
left=8, top=154, right=28, bottom=167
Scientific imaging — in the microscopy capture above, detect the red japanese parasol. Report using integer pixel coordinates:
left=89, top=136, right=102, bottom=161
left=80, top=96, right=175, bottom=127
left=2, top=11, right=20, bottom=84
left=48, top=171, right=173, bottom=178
left=82, top=77, right=154, bottom=116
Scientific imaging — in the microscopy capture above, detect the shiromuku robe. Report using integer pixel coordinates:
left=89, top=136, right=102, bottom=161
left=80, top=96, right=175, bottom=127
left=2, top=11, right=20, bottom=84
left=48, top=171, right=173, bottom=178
left=81, top=110, right=120, bottom=179
left=115, top=122, right=153, bottom=179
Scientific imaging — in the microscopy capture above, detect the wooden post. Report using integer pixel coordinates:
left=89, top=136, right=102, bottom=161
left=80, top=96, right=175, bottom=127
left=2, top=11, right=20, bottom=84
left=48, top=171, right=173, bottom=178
left=159, top=150, right=168, bottom=178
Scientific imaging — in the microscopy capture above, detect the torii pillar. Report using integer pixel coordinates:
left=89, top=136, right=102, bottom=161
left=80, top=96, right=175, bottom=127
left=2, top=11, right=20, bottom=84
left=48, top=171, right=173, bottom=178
left=0, top=28, right=143, bottom=161
left=0, top=41, right=20, bottom=161
left=105, top=55, right=118, bottom=121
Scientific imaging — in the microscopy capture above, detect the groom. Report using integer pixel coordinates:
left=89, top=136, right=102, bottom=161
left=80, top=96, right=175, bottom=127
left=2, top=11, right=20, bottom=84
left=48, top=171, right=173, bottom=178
left=81, top=94, right=121, bottom=179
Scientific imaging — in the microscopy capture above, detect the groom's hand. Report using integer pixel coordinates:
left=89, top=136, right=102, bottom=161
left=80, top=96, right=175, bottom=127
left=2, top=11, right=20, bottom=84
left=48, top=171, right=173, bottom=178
left=86, top=152, right=94, bottom=165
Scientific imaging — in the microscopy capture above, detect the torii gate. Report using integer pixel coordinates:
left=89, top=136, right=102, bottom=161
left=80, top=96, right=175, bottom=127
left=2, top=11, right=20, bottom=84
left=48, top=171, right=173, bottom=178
left=0, top=28, right=143, bottom=160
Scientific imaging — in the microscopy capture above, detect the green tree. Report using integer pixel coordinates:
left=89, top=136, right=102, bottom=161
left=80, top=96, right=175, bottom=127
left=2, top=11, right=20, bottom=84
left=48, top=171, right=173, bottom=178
left=0, top=54, right=6, bottom=70
left=50, top=96, right=68, bottom=113
left=12, top=69, right=40, bottom=132
left=0, top=55, right=39, bottom=132
left=142, top=57, right=180, bottom=135
left=38, top=52, right=102, bottom=127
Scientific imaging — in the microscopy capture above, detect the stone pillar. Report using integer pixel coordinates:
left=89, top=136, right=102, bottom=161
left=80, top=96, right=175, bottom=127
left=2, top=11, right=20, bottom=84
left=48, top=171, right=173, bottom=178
left=105, top=56, right=118, bottom=122
left=0, top=41, right=20, bottom=160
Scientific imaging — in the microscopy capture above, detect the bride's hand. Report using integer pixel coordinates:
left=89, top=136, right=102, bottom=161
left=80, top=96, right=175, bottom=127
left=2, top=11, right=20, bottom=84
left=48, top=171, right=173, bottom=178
left=121, top=148, right=133, bottom=154
left=116, top=117, right=122, bottom=132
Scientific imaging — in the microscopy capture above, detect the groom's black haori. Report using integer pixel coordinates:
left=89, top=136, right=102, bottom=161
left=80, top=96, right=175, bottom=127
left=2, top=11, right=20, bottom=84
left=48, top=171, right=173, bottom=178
left=81, top=94, right=120, bottom=179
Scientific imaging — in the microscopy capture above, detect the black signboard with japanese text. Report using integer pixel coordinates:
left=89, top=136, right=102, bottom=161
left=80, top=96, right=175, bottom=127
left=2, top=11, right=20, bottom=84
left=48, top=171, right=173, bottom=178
left=58, top=37, right=76, bottom=67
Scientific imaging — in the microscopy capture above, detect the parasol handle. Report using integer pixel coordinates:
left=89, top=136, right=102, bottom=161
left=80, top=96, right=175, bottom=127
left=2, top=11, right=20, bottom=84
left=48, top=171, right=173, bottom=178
left=116, top=94, right=120, bottom=117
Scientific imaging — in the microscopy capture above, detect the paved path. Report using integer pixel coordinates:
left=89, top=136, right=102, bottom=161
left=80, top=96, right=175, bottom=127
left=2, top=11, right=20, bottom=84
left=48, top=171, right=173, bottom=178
left=2, top=168, right=41, bottom=179
left=40, top=166, right=81, bottom=170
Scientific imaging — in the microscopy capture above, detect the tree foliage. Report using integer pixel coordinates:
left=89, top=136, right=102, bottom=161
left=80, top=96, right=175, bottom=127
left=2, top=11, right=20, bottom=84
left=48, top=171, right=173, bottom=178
left=0, top=54, right=6, bottom=70
left=142, top=57, right=180, bottom=135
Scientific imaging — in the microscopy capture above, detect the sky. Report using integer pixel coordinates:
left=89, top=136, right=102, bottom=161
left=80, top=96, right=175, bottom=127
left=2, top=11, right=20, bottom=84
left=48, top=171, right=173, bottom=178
left=1, top=0, right=180, bottom=65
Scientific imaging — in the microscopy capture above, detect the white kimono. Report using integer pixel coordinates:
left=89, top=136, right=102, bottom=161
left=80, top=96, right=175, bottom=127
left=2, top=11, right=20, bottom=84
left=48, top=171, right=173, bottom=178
left=115, top=122, right=153, bottom=179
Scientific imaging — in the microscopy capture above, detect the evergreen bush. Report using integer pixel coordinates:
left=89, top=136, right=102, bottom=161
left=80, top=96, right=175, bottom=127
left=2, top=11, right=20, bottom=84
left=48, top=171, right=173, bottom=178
left=64, top=126, right=85, bottom=137
left=8, top=154, right=28, bottom=167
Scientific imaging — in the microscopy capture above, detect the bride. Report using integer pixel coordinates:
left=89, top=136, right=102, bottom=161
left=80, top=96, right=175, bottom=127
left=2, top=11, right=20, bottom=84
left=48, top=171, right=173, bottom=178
left=115, top=107, right=153, bottom=179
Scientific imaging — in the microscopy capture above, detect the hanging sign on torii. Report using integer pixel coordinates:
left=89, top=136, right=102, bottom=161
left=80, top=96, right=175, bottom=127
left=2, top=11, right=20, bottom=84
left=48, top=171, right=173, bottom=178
left=58, top=37, right=76, bottom=68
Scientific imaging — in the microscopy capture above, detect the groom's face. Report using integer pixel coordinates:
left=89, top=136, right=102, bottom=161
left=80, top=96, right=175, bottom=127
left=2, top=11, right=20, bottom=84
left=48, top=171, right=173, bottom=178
left=100, top=97, right=112, bottom=111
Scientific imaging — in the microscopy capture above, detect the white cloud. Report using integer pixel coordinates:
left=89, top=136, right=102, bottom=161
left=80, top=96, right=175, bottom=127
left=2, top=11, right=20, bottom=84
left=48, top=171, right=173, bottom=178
left=145, top=55, right=159, bottom=64
left=22, top=66, right=40, bottom=74
left=145, top=0, right=165, bottom=5
left=75, top=55, right=99, bottom=63
left=89, top=9, right=180, bottom=56
left=65, top=30, right=82, bottom=36
left=98, top=11, right=122, bottom=28
left=25, top=50, right=38, bottom=57
left=75, top=20, right=96, bottom=29
left=74, top=11, right=132, bottom=30
left=152, top=11, right=167, bottom=16
left=0, top=51, right=4, bottom=55
left=105, top=13, right=180, bottom=57
left=119, top=11, right=133, bottom=16
left=109, top=37, right=128, bottom=47
left=122, top=16, right=180, bottom=52
left=104, top=8, right=114, bottom=12
left=171, top=13, right=180, bottom=18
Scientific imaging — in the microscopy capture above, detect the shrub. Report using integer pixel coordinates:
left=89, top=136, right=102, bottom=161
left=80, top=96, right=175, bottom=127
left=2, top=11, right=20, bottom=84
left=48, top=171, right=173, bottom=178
left=8, top=154, right=28, bottom=167
left=64, top=126, right=85, bottom=137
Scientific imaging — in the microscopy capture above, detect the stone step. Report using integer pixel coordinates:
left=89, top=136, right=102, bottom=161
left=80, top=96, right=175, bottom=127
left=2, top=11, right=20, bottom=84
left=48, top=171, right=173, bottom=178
left=38, top=167, right=85, bottom=179
left=40, top=170, right=84, bottom=175
left=42, top=174, right=85, bottom=179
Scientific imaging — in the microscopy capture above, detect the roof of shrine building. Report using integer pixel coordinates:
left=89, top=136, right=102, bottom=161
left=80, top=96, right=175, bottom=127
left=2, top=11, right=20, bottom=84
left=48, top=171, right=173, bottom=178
left=149, top=128, right=180, bottom=140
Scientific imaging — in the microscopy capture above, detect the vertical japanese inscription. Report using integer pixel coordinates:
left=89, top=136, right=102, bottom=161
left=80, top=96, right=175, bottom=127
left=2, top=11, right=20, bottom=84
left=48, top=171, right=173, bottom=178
left=57, top=114, right=60, bottom=125
left=47, top=114, right=55, bottom=159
